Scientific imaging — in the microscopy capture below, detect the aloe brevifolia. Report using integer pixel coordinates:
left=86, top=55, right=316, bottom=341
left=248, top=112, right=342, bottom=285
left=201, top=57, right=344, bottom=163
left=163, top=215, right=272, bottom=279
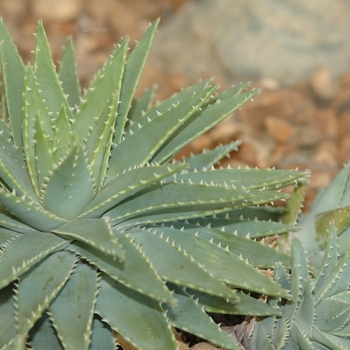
left=0, top=18, right=308, bottom=350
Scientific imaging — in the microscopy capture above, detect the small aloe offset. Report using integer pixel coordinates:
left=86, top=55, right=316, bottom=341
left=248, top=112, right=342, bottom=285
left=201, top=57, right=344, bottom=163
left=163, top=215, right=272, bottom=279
left=0, top=19, right=307, bottom=350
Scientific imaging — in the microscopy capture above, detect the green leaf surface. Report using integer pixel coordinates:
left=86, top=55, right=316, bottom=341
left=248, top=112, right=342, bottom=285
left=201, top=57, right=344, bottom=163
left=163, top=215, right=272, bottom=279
left=0, top=207, right=37, bottom=234
left=150, top=226, right=290, bottom=298
left=85, top=103, right=115, bottom=190
left=108, top=182, right=287, bottom=227
left=53, top=218, right=124, bottom=260
left=125, top=79, right=211, bottom=136
left=174, top=168, right=307, bottom=190
left=312, top=326, right=350, bottom=350
left=90, top=318, right=116, bottom=350
left=58, top=37, right=80, bottom=109
left=151, top=87, right=259, bottom=164
left=316, top=297, right=350, bottom=333
left=0, top=132, right=38, bottom=201
left=314, top=250, right=350, bottom=306
left=190, top=289, right=282, bottom=317
left=165, top=284, right=239, bottom=350
left=114, top=19, right=159, bottom=144
left=186, top=215, right=297, bottom=239
left=0, top=189, right=66, bottom=231
left=184, top=141, right=241, bottom=171
left=22, top=65, right=51, bottom=196
left=52, top=105, right=74, bottom=162
left=30, top=313, right=64, bottom=350
left=33, top=22, right=73, bottom=121
left=0, top=118, right=12, bottom=142
left=177, top=220, right=291, bottom=268
left=127, top=84, right=156, bottom=124
left=68, top=229, right=175, bottom=305
left=108, top=86, right=216, bottom=181
left=43, top=144, right=95, bottom=220
left=0, top=228, right=19, bottom=245
left=34, top=112, right=56, bottom=192
left=16, top=251, right=76, bottom=335
left=128, top=228, right=239, bottom=301
left=0, top=18, right=25, bottom=148
left=295, top=277, right=314, bottom=338
left=73, top=39, right=128, bottom=141
left=0, top=232, right=68, bottom=290
left=0, top=284, right=16, bottom=348
left=49, top=263, right=97, bottom=350
left=81, top=163, right=187, bottom=219
left=96, top=273, right=177, bottom=350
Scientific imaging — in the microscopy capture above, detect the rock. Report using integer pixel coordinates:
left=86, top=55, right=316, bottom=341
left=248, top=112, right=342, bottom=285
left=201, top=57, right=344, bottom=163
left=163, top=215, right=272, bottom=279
left=0, top=0, right=27, bottom=17
left=149, top=0, right=350, bottom=86
left=32, top=0, right=83, bottom=21
left=310, top=67, right=338, bottom=101
left=265, top=116, right=296, bottom=143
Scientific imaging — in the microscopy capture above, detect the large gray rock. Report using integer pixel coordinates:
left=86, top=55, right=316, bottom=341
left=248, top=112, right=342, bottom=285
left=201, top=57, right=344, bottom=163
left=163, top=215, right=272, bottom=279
left=149, top=0, right=350, bottom=86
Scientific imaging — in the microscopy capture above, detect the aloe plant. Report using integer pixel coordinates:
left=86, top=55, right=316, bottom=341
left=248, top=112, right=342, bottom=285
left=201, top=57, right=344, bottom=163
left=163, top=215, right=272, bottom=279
left=241, top=162, right=350, bottom=350
left=0, top=19, right=308, bottom=350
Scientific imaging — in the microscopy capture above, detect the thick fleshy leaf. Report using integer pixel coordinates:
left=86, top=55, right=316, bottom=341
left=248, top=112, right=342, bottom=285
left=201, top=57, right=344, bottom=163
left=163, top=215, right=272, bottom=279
left=150, top=226, right=290, bottom=298
left=174, top=168, right=307, bottom=190
left=113, top=19, right=159, bottom=144
left=314, top=250, right=350, bottom=305
left=16, top=251, right=76, bottom=336
left=107, top=86, right=216, bottom=181
left=184, top=141, right=241, bottom=171
left=0, top=232, right=68, bottom=290
left=0, top=18, right=25, bottom=148
left=58, top=37, right=80, bottom=109
left=90, top=318, right=116, bottom=350
left=0, top=131, right=38, bottom=201
left=49, top=263, right=97, bottom=350
left=165, top=284, right=239, bottom=350
left=127, top=84, right=156, bottom=124
left=43, top=144, right=95, bottom=220
left=125, top=79, right=211, bottom=136
left=128, top=228, right=239, bottom=301
left=0, top=228, right=19, bottom=246
left=68, top=230, right=175, bottom=305
left=297, top=163, right=350, bottom=257
left=22, top=65, right=52, bottom=197
left=53, top=218, right=124, bottom=259
left=185, top=215, right=297, bottom=239
left=0, top=207, right=39, bottom=235
left=52, top=105, right=74, bottom=162
left=107, top=182, right=287, bottom=227
left=33, top=22, right=73, bottom=121
left=80, top=163, right=187, bottom=219
left=72, top=39, right=128, bottom=142
left=312, top=326, right=350, bottom=350
left=0, top=189, right=67, bottom=231
left=29, top=313, right=64, bottom=350
left=0, top=284, right=16, bottom=348
left=84, top=104, right=115, bottom=190
left=295, top=277, right=314, bottom=338
left=165, top=221, right=291, bottom=268
left=96, top=273, right=177, bottom=350
left=151, top=86, right=259, bottom=164
left=34, top=113, right=56, bottom=192
left=316, top=296, right=350, bottom=334
left=191, top=290, right=282, bottom=317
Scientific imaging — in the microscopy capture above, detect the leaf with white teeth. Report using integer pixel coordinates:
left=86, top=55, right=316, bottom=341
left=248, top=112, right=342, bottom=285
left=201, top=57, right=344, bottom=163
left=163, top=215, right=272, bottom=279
left=0, top=18, right=309, bottom=350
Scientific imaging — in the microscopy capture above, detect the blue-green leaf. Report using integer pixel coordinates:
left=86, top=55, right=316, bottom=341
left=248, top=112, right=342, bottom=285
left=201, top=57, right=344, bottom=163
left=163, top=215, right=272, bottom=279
left=96, top=273, right=177, bottom=350
left=43, top=144, right=95, bottom=220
